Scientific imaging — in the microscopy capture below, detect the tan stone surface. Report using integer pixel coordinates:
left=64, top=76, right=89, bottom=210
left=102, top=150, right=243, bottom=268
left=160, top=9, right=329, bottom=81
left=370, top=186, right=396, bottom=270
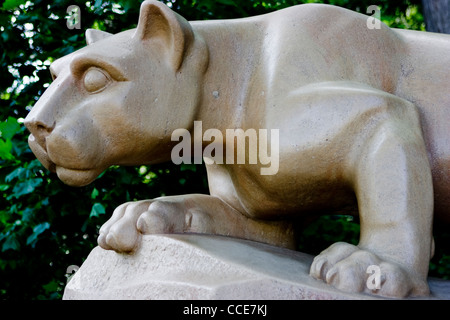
left=63, top=235, right=449, bottom=300
left=63, top=234, right=376, bottom=300
left=25, top=0, right=450, bottom=298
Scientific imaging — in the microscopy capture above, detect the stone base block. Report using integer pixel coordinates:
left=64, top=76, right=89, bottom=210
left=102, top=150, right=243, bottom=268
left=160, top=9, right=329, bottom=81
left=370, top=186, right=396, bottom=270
left=63, top=234, right=449, bottom=300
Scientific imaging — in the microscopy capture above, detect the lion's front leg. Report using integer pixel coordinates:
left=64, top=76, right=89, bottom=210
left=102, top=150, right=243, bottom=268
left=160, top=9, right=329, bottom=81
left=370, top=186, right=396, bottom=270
left=310, top=104, right=434, bottom=298
left=98, top=194, right=295, bottom=253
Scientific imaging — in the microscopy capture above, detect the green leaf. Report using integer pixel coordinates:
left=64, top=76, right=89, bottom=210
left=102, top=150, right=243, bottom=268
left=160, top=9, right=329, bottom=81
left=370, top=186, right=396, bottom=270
left=91, top=188, right=99, bottom=199
left=21, top=208, right=34, bottom=222
left=90, top=203, right=106, bottom=218
left=2, top=0, right=27, bottom=10
left=26, top=222, right=50, bottom=246
left=67, top=35, right=78, bottom=42
left=0, top=210, right=9, bottom=225
left=42, top=280, right=59, bottom=293
left=5, top=167, right=26, bottom=182
left=0, top=117, right=21, bottom=140
left=0, top=139, right=13, bottom=160
left=2, top=234, right=20, bottom=252
left=11, top=178, right=43, bottom=199
left=94, top=0, right=103, bottom=9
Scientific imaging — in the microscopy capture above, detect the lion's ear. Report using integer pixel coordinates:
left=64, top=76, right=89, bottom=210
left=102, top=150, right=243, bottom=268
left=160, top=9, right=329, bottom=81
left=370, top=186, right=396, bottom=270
left=134, top=0, right=194, bottom=71
left=86, top=29, right=113, bottom=45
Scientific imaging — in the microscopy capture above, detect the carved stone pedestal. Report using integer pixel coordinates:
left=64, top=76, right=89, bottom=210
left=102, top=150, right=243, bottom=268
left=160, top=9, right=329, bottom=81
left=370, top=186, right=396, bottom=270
left=63, top=234, right=449, bottom=300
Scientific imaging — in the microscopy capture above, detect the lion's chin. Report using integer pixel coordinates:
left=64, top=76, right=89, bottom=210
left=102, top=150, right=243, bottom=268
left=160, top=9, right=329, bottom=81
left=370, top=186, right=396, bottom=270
left=55, top=166, right=102, bottom=187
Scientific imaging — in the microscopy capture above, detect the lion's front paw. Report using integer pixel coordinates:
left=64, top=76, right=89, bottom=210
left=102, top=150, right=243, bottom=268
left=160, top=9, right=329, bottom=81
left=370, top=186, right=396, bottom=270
left=97, top=198, right=206, bottom=253
left=97, top=200, right=155, bottom=252
left=309, top=242, right=429, bottom=298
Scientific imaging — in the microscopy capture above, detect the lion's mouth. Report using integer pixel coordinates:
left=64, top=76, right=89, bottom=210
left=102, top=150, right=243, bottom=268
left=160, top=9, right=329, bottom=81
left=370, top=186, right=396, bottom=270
left=28, top=134, right=102, bottom=187
left=28, top=134, right=57, bottom=172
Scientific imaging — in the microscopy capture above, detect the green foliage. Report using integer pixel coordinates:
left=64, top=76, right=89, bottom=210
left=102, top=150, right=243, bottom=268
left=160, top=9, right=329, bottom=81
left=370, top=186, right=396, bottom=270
left=0, top=117, right=20, bottom=159
left=2, top=0, right=27, bottom=11
left=297, top=215, right=361, bottom=254
left=0, top=0, right=448, bottom=300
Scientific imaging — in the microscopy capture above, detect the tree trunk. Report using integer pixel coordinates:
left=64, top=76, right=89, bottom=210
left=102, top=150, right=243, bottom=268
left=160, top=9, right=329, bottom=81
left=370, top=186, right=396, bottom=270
left=421, top=0, right=450, bottom=34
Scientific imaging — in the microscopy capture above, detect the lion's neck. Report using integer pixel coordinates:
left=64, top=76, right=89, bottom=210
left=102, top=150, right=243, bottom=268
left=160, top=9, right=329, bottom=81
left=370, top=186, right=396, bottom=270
left=192, top=19, right=265, bottom=133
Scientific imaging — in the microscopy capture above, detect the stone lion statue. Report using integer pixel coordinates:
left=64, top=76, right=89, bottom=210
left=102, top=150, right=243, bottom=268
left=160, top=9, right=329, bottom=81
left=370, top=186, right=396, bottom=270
left=24, top=0, right=449, bottom=298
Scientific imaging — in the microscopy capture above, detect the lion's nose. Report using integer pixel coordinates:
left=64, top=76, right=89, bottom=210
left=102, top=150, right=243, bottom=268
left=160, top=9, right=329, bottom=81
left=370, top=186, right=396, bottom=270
left=24, top=117, right=55, bottom=149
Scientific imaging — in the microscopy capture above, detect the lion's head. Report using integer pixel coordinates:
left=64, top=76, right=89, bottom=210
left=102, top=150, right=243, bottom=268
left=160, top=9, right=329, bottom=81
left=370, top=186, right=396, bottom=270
left=24, top=0, right=207, bottom=187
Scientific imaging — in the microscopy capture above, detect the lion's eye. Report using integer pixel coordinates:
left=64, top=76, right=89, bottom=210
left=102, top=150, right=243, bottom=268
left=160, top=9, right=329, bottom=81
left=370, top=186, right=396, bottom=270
left=83, top=68, right=110, bottom=93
